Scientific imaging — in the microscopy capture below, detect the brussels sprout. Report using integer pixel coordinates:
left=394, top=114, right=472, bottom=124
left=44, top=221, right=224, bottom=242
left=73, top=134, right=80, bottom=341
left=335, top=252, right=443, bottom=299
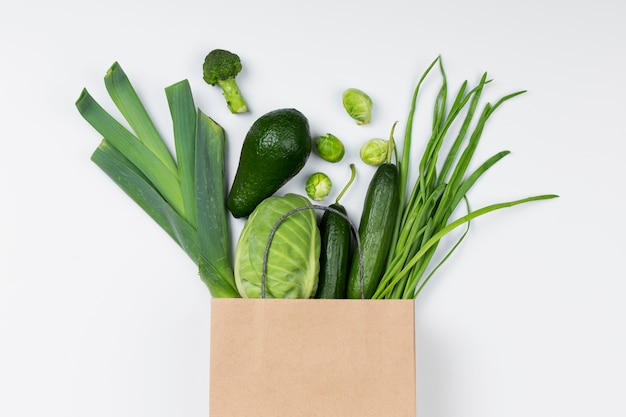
left=315, top=133, right=345, bottom=162
left=305, top=172, right=332, bottom=201
left=360, top=138, right=389, bottom=165
left=342, top=88, right=372, bottom=125
left=234, top=194, right=320, bottom=298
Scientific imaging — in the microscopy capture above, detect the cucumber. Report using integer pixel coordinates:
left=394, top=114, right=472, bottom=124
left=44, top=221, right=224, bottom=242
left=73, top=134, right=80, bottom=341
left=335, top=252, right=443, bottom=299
left=315, top=203, right=352, bottom=299
left=347, top=162, right=399, bottom=299
left=315, top=164, right=356, bottom=299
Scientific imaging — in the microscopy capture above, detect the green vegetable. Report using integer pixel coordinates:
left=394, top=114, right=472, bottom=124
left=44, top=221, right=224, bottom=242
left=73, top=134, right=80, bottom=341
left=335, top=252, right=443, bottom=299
left=166, top=80, right=198, bottom=228
left=228, top=108, right=312, bottom=218
left=76, top=78, right=183, bottom=217
left=315, top=164, right=356, bottom=299
left=315, top=133, right=345, bottom=162
left=371, top=56, right=558, bottom=299
left=90, top=140, right=200, bottom=262
left=76, top=63, right=239, bottom=297
left=342, top=88, right=372, bottom=125
left=347, top=131, right=400, bottom=299
left=202, top=49, right=248, bottom=114
left=235, top=194, right=320, bottom=298
left=194, top=112, right=239, bottom=297
left=305, top=172, right=332, bottom=201
left=359, top=138, right=389, bottom=166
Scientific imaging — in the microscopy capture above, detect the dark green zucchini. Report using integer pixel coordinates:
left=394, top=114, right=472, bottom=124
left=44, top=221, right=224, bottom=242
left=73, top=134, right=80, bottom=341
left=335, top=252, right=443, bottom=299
left=315, top=203, right=352, bottom=298
left=315, top=164, right=356, bottom=299
left=347, top=162, right=399, bottom=299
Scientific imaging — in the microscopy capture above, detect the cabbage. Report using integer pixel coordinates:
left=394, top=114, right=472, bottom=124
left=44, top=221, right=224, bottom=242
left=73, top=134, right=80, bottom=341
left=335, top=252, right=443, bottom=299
left=234, top=194, right=320, bottom=298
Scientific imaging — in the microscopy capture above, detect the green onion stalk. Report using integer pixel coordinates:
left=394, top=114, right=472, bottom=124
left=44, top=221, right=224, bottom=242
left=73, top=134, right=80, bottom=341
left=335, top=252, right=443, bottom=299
left=373, top=56, right=558, bottom=299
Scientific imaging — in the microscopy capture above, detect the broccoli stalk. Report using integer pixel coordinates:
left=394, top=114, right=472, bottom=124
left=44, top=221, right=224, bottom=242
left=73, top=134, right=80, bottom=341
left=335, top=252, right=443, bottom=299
left=202, top=49, right=248, bottom=114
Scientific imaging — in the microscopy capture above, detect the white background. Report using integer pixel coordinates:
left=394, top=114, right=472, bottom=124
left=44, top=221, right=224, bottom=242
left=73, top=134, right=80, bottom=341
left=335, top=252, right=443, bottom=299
left=1, top=0, right=625, bottom=416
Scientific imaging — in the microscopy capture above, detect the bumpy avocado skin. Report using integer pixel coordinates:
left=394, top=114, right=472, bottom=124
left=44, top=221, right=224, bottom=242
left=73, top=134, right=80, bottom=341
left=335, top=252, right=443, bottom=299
left=227, top=108, right=312, bottom=218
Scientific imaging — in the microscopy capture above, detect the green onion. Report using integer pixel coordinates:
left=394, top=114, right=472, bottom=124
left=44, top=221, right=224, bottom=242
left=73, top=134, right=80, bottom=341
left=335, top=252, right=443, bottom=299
left=373, top=194, right=558, bottom=299
left=373, top=57, right=558, bottom=299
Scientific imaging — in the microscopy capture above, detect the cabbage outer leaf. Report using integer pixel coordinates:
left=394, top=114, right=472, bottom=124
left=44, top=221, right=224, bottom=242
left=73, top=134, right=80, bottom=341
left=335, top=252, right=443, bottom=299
left=235, top=194, right=320, bottom=298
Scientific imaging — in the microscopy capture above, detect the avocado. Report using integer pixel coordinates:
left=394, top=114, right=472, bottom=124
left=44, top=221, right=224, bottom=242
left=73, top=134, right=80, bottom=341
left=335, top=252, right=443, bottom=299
left=227, top=108, right=312, bottom=218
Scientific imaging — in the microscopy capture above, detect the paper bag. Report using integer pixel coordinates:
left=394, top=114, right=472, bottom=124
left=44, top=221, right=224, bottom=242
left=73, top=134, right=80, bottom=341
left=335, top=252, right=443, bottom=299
left=209, top=298, right=416, bottom=417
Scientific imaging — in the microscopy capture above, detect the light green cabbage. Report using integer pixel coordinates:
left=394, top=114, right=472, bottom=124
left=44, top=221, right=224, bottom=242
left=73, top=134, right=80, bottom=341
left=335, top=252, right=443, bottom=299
left=234, top=193, right=320, bottom=298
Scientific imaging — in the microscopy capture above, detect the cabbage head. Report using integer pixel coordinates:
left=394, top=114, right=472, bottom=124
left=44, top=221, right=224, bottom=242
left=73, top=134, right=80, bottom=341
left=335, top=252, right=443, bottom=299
left=234, top=193, right=320, bottom=298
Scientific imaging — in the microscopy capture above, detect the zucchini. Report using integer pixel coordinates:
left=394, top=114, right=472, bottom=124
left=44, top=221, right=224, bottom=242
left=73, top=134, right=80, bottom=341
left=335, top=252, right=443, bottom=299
left=315, top=203, right=352, bottom=298
left=347, top=162, right=399, bottom=299
left=315, top=164, right=356, bottom=299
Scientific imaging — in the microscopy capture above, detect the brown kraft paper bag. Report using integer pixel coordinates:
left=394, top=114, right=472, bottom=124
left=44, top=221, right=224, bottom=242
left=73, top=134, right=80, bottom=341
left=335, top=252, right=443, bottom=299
left=209, top=298, right=416, bottom=417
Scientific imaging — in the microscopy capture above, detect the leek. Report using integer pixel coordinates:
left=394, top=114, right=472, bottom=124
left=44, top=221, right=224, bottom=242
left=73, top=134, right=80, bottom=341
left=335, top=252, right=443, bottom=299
left=166, top=80, right=198, bottom=228
left=76, top=63, right=239, bottom=298
left=195, top=111, right=238, bottom=297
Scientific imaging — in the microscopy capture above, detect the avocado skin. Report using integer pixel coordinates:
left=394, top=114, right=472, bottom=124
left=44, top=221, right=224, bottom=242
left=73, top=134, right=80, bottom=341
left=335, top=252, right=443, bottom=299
left=227, top=108, right=312, bottom=218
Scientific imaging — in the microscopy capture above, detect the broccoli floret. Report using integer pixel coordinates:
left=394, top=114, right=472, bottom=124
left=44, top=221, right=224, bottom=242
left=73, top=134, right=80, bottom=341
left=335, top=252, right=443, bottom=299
left=202, top=49, right=249, bottom=114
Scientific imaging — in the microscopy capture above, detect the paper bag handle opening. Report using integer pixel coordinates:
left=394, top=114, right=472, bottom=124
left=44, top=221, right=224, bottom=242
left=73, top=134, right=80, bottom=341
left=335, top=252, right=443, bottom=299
left=261, top=204, right=365, bottom=299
